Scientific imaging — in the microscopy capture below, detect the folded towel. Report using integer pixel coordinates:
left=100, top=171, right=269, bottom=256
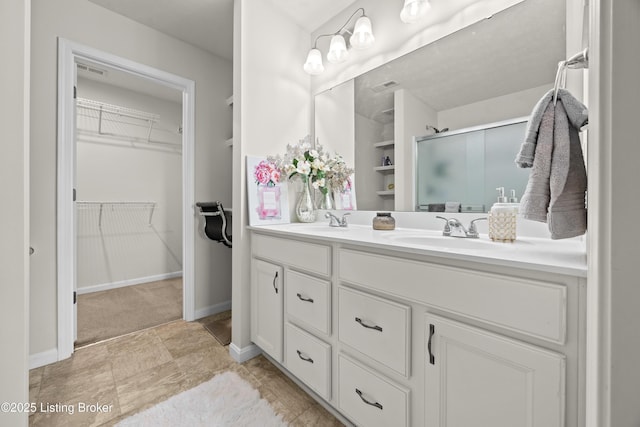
left=517, top=89, right=588, bottom=239
left=427, top=203, right=445, bottom=212
left=444, top=202, right=461, bottom=213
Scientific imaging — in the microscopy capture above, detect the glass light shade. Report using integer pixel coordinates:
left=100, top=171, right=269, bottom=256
left=349, top=16, right=375, bottom=50
left=327, top=34, right=349, bottom=63
left=400, top=0, right=431, bottom=24
left=303, top=48, right=324, bottom=75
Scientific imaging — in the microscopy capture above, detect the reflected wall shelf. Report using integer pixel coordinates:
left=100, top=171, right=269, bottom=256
left=373, top=139, right=395, bottom=149
left=376, top=190, right=395, bottom=196
left=373, top=165, right=395, bottom=174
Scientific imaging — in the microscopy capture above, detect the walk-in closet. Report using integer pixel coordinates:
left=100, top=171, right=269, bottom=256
left=74, top=62, right=184, bottom=346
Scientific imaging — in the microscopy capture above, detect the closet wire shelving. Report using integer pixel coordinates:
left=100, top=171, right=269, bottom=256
left=76, top=98, right=182, bottom=151
left=76, top=201, right=157, bottom=229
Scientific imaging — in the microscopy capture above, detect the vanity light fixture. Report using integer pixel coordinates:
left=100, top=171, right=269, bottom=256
left=400, top=0, right=431, bottom=23
left=303, top=8, right=375, bottom=75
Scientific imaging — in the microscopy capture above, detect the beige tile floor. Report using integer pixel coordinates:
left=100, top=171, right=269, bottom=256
left=29, top=312, right=343, bottom=426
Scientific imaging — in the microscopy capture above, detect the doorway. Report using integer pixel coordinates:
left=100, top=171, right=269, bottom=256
left=57, top=39, right=196, bottom=360
left=74, top=61, right=184, bottom=347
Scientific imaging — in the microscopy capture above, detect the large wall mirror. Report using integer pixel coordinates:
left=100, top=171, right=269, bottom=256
left=315, top=0, right=566, bottom=212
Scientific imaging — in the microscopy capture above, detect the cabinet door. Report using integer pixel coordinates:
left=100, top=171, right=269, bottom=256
left=251, top=259, right=284, bottom=362
left=425, top=314, right=565, bottom=427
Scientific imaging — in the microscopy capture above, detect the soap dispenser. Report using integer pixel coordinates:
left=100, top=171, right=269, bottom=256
left=488, top=187, right=518, bottom=242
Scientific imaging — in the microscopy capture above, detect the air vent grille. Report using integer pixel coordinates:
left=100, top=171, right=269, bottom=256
left=370, top=80, right=399, bottom=93
left=77, top=63, right=108, bottom=78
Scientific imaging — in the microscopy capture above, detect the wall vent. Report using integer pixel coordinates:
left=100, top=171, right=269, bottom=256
left=370, top=80, right=399, bottom=93
left=77, top=63, right=108, bottom=78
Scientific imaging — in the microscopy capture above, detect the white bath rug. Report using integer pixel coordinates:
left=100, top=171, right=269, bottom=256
left=116, top=371, right=286, bottom=427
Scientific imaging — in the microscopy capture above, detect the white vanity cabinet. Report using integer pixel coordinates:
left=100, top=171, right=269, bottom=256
left=251, top=233, right=334, bottom=399
left=251, top=258, right=283, bottom=362
left=425, top=315, right=566, bottom=427
left=249, top=228, right=586, bottom=427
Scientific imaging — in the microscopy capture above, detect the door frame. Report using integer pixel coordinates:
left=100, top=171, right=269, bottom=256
left=56, top=38, right=196, bottom=360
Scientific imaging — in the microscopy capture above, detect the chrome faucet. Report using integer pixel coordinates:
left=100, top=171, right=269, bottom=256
left=436, top=216, right=487, bottom=238
left=325, top=212, right=350, bottom=227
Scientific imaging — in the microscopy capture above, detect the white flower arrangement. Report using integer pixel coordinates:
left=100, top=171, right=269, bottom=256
left=269, top=137, right=353, bottom=197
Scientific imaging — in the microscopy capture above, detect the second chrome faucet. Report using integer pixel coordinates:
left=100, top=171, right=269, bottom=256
left=325, top=212, right=350, bottom=227
left=436, top=216, right=487, bottom=238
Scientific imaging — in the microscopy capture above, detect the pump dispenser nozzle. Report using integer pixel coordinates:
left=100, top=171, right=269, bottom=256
left=508, top=189, right=519, bottom=203
left=496, top=187, right=507, bottom=203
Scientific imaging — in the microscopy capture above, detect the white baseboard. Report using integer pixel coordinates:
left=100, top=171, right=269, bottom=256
left=229, top=342, right=262, bottom=363
left=29, top=348, right=59, bottom=370
left=194, top=300, right=232, bottom=320
left=76, top=271, right=183, bottom=295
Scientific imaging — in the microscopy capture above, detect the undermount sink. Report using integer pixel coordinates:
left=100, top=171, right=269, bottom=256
left=288, top=223, right=350, bottom=232
left=384, top=233, right=501, bottom=250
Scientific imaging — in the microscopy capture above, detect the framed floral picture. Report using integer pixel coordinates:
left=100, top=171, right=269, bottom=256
left=246, top=156, right=290, bottom=226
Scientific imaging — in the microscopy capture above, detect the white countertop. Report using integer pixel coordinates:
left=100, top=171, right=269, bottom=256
left=248, top=222, right=587, bottom=277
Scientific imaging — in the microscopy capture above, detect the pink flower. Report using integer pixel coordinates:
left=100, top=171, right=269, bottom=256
left=255, top=160, right=278, bottom=186
left=270, top=168, right=281, bottom=183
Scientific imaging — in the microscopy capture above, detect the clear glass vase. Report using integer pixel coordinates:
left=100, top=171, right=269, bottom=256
left=295, top=179, right=317, bottom=223
left=320, top=190, right=334, bottom=210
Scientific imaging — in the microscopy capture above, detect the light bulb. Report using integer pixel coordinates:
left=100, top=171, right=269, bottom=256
left=350, top=16, right=375, bottom=50
left=400, top=0, right=431, bottom=24
left=303, top=48, right=324, bottom=75
left=327, top=34, right=349, bottom=63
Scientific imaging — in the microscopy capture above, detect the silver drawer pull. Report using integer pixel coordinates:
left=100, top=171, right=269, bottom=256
left=355, top=317, right=383, bottom=332
left=296, top=350, right=314, bottom=364
left=296, top=293, right=314, bottom=303
left=355, top=388, right=383, bottom=410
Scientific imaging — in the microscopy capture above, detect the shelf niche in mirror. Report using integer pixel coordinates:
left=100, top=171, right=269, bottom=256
left=314, top=0, right=566, bottom=213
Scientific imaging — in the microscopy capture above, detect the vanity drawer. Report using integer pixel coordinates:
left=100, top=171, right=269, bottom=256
left=252, top=233, right=331, bottom=277
left=285, top=323, right=331, bottom=400
left=338, top=354, right=409, bottom=427
left=339, top=248, right=567, bottom=344
left=338, top=286, right=410, bottom=377
left=286, top=270, right=331, bottom=335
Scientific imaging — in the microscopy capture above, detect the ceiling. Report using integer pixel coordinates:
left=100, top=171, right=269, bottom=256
left=87, top=0, right=358, bottom=61
left=354, top=0, right=566, bottom=122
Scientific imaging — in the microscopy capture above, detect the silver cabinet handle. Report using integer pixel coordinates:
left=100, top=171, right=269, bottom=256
left=296, top=350, right=314, bottom=363
left=355, top=317, right=382, bottom=332
left=355, top=388, right=383, bottom=410
left=296, top=293, right=314, bottom=303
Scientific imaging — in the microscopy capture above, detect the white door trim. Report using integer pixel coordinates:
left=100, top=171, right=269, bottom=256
left=57, top=38, right=196, bottom=360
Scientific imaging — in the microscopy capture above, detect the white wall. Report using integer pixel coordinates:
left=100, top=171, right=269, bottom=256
left=394, top=89, right=437, bottom=210
left=437, top=84, right=552, bottom=131
left=232, top=0, right=311, bottom=355
left=30, top=0, right=232, bottom=358
left=0, top=0, right=29, bottom=425
left=315, top=79, right=355, bottom=166
left=76, top=78, right=183, bottom=291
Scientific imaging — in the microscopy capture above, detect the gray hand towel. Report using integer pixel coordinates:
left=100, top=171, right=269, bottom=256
left=547, top=98, right=588, bottom=239
left=518, top=102, right=555, bottom=222
left=515, top=89, right=553, bottom=168
left=515, top=89, right=588, bottom=168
